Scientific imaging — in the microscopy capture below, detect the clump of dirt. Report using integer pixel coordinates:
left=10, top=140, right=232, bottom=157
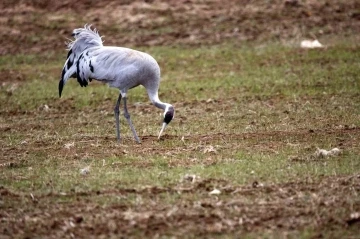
left=1, top=0, right=359, bottom=55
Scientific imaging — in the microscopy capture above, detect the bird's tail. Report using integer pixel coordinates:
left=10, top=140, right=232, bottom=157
left=59, top=24, right=103, bottom=97
left=67, top=24, right=103, bottom=57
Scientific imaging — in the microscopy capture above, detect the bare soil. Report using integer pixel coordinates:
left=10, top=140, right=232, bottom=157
left=0, top=0, right=359, bottom=55
left=1, top=0, right=360, bottom=238
left=1, top=175, right=360, bottom=238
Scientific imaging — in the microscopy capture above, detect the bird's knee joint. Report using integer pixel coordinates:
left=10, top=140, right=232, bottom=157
left=123, top=112, right=130, bottom=119
left=114, top=107, right=120, bottom=114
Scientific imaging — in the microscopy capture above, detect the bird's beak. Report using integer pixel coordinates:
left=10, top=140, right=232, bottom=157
left=158, top=122, right=167, bottom=139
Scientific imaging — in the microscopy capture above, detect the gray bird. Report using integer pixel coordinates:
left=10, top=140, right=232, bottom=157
left=59, top=25, right=175, bottom=143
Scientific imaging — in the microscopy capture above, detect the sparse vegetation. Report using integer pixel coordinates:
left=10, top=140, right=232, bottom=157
left=1, top=1, right=360, bottom=238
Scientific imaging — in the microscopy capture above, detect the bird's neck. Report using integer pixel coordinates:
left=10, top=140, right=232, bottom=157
left=150, top=93, right=172, bottom=112
left=154, top=101, right=172, bottom=112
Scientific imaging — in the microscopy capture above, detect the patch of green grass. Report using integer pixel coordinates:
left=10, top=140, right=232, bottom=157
left=1, top=39, right=359, bottom=238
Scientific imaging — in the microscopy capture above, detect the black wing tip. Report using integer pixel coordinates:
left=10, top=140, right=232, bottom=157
left=59, top=79, right=64, bottom=98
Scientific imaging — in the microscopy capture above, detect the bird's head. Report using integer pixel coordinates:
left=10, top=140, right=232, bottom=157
left=158, top=105, right=175, bottom=139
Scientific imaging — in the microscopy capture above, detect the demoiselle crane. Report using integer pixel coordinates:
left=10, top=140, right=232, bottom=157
left=59, top=25, right=174, bottom=143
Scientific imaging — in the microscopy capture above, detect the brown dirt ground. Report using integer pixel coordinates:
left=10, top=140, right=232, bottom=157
left=1, top=175, right=360, bottom=238
left=1, top=0, right=360, bottom=238
left=1, top=0, right=359, bottom=55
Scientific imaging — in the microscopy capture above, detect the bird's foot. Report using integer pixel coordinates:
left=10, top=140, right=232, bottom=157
left=134, top=136, right=141, bottom=144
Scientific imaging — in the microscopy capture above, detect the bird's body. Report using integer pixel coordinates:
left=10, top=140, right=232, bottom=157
left=59, top=25, right=174, bottom=143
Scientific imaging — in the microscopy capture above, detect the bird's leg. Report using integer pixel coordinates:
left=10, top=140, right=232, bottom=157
left=114, top=93, right=122, bottom=142
left=122, top=96, right=141, bottom=143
